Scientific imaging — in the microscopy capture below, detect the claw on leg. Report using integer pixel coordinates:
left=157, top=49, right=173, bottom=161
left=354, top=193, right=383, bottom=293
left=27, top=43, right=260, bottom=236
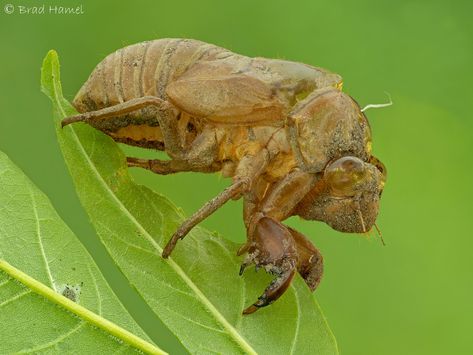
left=243, top=266, right=295, bottom=314
left=239, top=262, right=248, bottom=276
left=241, top=217, right=297, bottom=314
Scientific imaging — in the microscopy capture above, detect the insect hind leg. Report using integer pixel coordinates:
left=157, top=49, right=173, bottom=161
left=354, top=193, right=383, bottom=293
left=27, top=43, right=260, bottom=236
left=62, top=96, right=184, bottom=158
left=126, top=157, right=222, bottom=175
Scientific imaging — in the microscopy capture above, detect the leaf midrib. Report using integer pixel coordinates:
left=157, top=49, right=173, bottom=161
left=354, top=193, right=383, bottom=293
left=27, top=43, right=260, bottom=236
left=52, top=73, right=257, bottom=355
left=0, top=260, right=164, bottom=355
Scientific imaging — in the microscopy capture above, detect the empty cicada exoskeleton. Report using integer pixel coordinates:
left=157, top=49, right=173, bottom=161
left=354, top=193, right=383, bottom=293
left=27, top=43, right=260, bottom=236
left=62, top=38, right=387, bottom=314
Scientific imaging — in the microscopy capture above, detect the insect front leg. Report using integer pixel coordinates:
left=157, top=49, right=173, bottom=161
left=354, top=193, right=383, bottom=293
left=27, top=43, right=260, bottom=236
left=239, top=169, right=321, bottom=314
left=239, top=169, right=317, bottom=254
left=241, top=216, right=297, bottom=315
left=241, top=220, right=324, bottom=314
left=287, top=227, right=324, bottom=291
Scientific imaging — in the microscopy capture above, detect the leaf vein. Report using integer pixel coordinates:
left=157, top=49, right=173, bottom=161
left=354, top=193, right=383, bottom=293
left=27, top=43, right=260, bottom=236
left=18, top=321, right=86, bottom=354
left=0, top=278, right=11, bottom=288
left=289, top=284, right=301, bottom=355
left=160, top=302, right=226, bottom=334
left=125, top=262, right=197, bottom=299
left=88, top=264, right=102, bottom=315
left=0, top=289, right=31, bottom=307
left=28, top=185, right=55, bottom=288
left=208, top=237, right=246, bottom=329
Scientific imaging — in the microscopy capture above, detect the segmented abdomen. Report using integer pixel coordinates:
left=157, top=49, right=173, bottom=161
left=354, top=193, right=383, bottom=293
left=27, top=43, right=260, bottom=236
left=73, top=38, right=232, bottom=112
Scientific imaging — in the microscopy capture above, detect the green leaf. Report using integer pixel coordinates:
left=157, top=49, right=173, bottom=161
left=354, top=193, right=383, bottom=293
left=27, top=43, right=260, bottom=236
left=0, top=151, right=165, bottom=354
left=42, top=50, right=339, bottom=355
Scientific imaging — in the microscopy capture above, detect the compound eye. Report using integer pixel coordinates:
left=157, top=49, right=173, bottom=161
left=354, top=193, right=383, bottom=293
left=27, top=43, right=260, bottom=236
left=324, top=156, right=366, bottom=197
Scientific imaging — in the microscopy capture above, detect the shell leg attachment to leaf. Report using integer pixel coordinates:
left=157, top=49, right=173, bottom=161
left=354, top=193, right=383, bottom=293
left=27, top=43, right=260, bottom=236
left=61, top=96, right=172, bottom=127
left=61, top=96, right=186, bottom=157
left=162, top=178, right=250, bottom=258
left=241, top=217, right=298, bottom=315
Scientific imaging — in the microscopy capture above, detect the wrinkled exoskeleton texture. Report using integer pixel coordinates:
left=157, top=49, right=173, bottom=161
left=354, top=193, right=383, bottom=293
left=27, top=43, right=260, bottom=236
left=62, top=39, right=387, bottom=314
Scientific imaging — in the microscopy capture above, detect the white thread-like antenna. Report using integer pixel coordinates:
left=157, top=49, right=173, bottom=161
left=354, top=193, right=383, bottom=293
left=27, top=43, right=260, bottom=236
left=361, top=92, right=393, bottom=112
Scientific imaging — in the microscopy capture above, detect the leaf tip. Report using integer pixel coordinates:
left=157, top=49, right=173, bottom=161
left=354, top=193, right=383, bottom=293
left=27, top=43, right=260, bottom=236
left=41, top=49, right=63, bottom=100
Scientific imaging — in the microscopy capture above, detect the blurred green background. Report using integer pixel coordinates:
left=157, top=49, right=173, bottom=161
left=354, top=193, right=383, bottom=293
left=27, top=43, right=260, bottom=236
left=1, top=0, right=472, bottom=354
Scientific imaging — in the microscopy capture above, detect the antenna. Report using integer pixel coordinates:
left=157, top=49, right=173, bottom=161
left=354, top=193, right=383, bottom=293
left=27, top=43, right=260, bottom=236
left=374, top=222, right=386, bottom=246
left=361, top=92, right=393, bottom=112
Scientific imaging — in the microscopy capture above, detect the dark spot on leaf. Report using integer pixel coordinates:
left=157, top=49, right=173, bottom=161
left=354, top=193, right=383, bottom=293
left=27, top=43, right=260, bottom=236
left=62, top=285, right=77, bottom=302
left=56, top=283, right=82, bottom=303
